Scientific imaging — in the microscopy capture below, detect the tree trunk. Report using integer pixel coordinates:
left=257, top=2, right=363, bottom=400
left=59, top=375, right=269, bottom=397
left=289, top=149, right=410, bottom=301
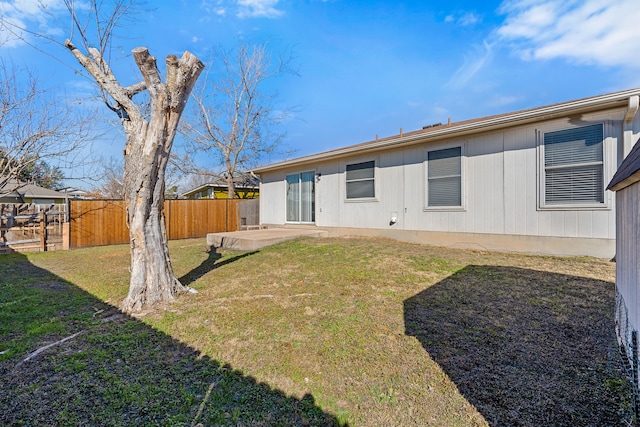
left=64, top=41, right=204, bottom=312
left=120, top=120, right=182, bottom=312
left=226, top=172, right=236, bottom=199
left=120, top=48, right=204, bottom=312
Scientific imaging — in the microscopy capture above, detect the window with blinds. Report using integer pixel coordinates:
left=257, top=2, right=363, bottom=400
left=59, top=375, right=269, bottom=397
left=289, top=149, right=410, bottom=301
left=427, top=146, right=462, bottom=207
left=543, top=124, right=604, bottom=205
left=346, top=160, right=375, bottom=199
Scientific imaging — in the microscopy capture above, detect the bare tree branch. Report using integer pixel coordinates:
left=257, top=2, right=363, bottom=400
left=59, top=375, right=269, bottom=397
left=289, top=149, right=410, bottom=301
left=0, top=61, right=92, bottom=192
left=180, top=43, right=297, bottom=198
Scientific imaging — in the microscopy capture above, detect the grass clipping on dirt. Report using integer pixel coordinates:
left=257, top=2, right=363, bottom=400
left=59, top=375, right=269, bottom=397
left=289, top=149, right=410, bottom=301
left=0, top=237, right=634, bottom=426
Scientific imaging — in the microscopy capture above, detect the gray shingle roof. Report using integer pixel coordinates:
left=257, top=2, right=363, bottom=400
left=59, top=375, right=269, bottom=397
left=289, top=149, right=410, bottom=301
left=0, top=178, right=66, bottom=200
left=608, top=138, right=640, bottom=191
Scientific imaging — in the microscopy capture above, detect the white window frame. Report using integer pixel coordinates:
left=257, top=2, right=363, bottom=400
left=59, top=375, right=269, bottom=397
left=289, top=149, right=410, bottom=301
left=344, top=158, right=378, bottom=202
left=537, top=122, right=610, bottom=210
left=285, top=171, right=316, bottom=223
left=423, top=142, right=466, bottom=211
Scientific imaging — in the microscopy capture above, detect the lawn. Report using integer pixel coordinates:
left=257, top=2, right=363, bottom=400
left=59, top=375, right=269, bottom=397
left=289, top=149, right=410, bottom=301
left=0, top=237, right=634, bottom=426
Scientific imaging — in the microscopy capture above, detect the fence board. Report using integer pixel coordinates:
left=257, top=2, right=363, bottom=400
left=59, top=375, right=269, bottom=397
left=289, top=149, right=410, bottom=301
left=69, top=200, right=128, bottom=248
left=69, top=199, right=241, bottom=249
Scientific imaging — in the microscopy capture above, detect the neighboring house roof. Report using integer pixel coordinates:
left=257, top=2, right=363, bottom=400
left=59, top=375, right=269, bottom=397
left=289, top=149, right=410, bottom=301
left=182, top=179, right=259, bottom=198
left=0, top=178, right=67, bottom=201
left=57, top=187, right=90, bottom=199
left=608, top=139, right=640, bottom=191
left=254, top=87, right=640, bottom=173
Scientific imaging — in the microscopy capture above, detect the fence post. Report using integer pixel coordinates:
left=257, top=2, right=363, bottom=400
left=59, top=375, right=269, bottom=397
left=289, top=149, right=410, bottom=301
left=39, top=210, right=47, bottom=252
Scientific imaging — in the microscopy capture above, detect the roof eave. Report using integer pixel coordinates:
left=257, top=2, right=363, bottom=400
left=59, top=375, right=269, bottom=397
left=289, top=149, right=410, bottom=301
left=608, top=172, right=640, bottom=192
left=254, top=89, right=638, bottom=174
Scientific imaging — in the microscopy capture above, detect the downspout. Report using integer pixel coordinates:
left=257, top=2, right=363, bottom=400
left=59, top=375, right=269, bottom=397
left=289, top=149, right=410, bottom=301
left=623, top=95, right=640, bottom=160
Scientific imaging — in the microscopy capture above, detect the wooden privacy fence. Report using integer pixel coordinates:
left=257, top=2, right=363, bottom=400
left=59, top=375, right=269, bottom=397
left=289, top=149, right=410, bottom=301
left=69, top=199, right=243, bottom=249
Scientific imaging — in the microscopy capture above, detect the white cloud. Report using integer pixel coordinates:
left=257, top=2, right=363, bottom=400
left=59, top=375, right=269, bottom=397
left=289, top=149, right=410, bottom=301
left=459, top=12, right=481, bottom=26
left=445, top=11, right=482, bottom=26
left=447, top=40, right=494, bottom=89
left=200, top=0, right=227, bottom=18
left=0, top=0, right=66, bottom=47
left=497, top=0, right=640, bottom=69
left=236, top=0, right=284, bottom=18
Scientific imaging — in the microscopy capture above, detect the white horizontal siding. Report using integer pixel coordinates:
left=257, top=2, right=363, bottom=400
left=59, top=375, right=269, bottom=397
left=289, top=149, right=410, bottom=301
left=259, top=109, right=627, bottom=243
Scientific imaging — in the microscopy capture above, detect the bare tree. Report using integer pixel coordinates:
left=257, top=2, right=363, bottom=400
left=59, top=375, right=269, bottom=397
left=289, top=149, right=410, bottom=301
left=1, top=1, right=204, bottom=311
left=92, top=157, right=125, bottom=199
left=180, top=44, right=295, bottom=199
left=54, top=2, right=205, bottom=312
left=0, top=61, right=88, bottom=192
left=95, top=155, right=184, bottom=199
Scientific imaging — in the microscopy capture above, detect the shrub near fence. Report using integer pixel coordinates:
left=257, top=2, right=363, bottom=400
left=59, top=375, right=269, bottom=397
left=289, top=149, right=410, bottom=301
left=69, top=199, right=242, bottom=249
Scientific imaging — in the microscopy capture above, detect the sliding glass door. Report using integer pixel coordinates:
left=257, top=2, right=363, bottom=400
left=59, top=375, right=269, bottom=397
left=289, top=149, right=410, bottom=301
left=286, top=171, right=315, bottom=223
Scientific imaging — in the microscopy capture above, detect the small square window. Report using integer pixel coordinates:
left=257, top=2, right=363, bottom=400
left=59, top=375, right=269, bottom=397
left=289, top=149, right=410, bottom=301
left=346, top=161, right=375, bottom=199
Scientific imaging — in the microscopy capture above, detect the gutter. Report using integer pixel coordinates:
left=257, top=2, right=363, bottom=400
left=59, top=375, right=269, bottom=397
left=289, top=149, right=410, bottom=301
left=623, top=95, right=640, bottom=158
left=254, top=88, right=640, bottom=173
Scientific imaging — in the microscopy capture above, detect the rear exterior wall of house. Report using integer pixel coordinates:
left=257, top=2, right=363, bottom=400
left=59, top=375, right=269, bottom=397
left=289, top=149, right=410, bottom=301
left=260, top=107, right=639, bottom=258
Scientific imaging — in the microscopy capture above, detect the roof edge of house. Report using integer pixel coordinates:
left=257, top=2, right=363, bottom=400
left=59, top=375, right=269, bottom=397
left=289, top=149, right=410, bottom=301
left=182, top=182, right=259, bottom=197
left=254, top=88, right=640, bottom=174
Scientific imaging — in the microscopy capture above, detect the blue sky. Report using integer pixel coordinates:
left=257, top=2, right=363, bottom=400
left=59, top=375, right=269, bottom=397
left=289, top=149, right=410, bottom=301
left=2, top=0, right=640, bottom=182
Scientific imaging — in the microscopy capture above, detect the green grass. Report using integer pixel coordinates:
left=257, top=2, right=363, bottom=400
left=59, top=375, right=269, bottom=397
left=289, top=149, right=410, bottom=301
left=0, top=237, right=634, bottom=426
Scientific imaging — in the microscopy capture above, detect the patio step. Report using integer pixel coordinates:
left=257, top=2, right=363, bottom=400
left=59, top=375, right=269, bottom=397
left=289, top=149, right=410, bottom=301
left=207, top=228, right=328, bottom=251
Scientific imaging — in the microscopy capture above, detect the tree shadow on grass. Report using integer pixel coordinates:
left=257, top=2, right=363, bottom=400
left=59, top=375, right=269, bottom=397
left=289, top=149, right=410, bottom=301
left=404, top=265, right=633, bottom=427
left=178, top=248, right=258, bottom=287
left=0, top=251, right=345, bottom=426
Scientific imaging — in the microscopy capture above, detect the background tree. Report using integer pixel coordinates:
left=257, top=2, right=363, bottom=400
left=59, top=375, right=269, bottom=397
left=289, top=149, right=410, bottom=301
left=180, top=44, right=296, bottom=198
left=0, top=61, right=88, bottom=191
left=94, top=155, right=183, bottom=199
left=60, top=1, right=205, bottom=312
left=92, top=157, right=125, bottom=199
left=16, top=157, right=64, bottom=188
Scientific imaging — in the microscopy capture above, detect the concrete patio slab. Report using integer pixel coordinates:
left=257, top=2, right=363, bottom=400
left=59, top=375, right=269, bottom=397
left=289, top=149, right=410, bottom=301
left=206, top=228, right=328, bottom=251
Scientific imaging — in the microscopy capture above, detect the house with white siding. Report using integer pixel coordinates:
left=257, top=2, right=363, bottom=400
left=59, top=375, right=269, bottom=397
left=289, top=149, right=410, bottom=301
left=253, top=88, right=640, bottom=258
left=607, top=120, right=640, bottom=390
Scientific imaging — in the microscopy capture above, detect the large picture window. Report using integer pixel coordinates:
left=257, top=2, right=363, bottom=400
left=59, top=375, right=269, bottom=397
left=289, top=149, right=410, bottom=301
left=542, top=124, right=604, bottom=206
left=426, top=146, right=462, bottom=207
left=346, top=160, right=375, bottom=199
